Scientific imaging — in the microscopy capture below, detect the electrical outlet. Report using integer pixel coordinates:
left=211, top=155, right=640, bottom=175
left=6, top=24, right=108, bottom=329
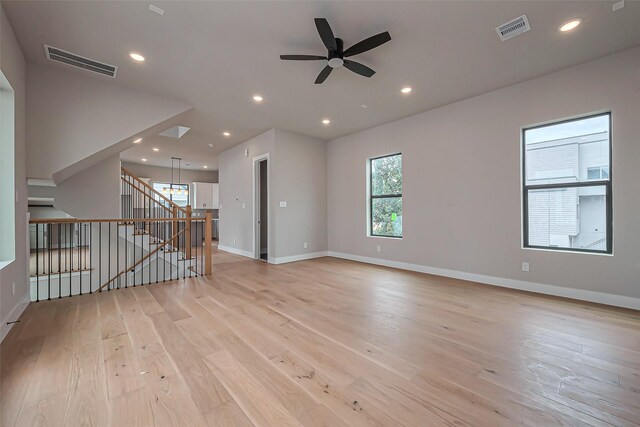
left=279, top=201, right=287, bottom=208
left=12, top=282, right=16, bottom=296
left=303, top=242, right=308, bottom=249
left=233, top=238, right=237, bottom=245
left=376, top=245, right=381, bottom=252
left=242, top=203, right=246, bottom=209
left=522, top=262, right=530, bottom=272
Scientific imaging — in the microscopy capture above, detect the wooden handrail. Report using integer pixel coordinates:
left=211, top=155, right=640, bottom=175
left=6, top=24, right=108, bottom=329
left=29, top=217, right=202, bottom=224
left=121, top=166, right=188, bottom=215
left=99, top=227, right=186, bottom=291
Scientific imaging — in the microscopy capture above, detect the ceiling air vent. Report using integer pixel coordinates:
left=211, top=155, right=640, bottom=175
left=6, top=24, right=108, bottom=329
left=44, top=45, right=118, bottom=78
left=495, top=15, right=531, bottom=41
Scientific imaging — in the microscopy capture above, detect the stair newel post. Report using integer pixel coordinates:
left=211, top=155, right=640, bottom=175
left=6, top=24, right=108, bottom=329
left=205, top=211, right=212, bottom=276
left=185, top=205, right=192, bottom=260
left=172, top=206, right=179, bottom=249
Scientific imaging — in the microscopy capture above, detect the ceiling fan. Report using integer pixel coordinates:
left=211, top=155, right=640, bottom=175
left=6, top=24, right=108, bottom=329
left=280, top=18, right=391, bottom=84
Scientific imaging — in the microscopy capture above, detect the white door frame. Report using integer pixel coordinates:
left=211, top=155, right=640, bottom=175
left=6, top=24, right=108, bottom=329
left=252, top=154, right=271, bottom=261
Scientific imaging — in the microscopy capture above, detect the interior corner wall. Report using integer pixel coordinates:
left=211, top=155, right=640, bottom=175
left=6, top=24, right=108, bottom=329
left=0, top=5, right=29, bottom=341
left=218, top=130, right=275, bottom=257
left=327, top=47, right=640, bottom=308
left=218, top=129, right=327, bottom=262
left=272, top=129, right=327, bottom=259
left=54, top=155, right=121, bottom=219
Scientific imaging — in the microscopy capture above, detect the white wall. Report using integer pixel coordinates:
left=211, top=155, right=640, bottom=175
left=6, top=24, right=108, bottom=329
left=218, top=129, right=327, bottom=262
left=327, top=47, right=640, bottom=308
left=0, top=4, right=29, bottom=341
left=27, top=63, right=191, bottom=180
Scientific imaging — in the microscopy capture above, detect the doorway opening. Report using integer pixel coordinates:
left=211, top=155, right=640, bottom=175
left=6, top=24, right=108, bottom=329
left=254, top=157, right=268, bottom=261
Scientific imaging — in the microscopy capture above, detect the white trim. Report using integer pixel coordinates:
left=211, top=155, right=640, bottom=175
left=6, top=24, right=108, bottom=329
left=218, top=245, right=253, bottom=258
left=272, top=251, right=328, bottom=265
left=327, top=251, right=640, bottom=310
left=1, top=292, right=30, bottom=343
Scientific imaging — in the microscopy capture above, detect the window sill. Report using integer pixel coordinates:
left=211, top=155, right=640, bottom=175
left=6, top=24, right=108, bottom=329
left=522, top=246, right=613, bottom=257
left=367, top=235, right=403, bottom=240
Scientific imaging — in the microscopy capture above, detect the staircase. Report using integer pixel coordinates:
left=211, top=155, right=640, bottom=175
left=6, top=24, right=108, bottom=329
left=28, top=167, right=212, bottom=301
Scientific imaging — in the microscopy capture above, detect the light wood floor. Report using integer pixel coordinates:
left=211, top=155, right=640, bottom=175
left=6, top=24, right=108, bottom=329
left=2, top=249, right=640, bottom=426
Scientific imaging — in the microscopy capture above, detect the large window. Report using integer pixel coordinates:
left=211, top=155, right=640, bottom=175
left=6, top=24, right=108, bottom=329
left=152, top=182, right=189, bottom=207
left=523, top=113, right=612, bottom=254
left=0, top=72, right=16, bottom=267
left=369, top=154, right=402, bottom=238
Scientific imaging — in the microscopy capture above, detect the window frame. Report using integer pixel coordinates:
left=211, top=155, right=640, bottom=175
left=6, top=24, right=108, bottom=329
left=369, top=153, right=403, bottom=239
left=152, top=182, right=190, bottom=207
left=522, top=112, right=613, bottom=255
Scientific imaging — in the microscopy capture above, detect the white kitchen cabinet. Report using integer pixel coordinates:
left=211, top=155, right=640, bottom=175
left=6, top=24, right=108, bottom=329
left=191, top=182, right=219, bottom=209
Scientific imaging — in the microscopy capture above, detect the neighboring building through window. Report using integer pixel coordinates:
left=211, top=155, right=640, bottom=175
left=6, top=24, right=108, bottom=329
left=369, top=153, right=402, bottom=238
left=522, top=113, right=612, bottom=253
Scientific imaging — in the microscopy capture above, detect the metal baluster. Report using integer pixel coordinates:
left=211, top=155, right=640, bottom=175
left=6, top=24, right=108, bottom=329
left=58, top=223, right=62, bottom=298
left=36, top=223, right=39, bottom=302
left=108, top=222, right=111, bottom=291
left=47, top=224, right=51, bottom=300
left=89, top=224, right=93, bottom=294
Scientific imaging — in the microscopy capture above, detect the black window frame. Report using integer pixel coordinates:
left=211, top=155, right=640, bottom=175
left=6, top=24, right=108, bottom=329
left=522, top=112, right=612, bottom=254
left=369, top=153, right=403, bottom=238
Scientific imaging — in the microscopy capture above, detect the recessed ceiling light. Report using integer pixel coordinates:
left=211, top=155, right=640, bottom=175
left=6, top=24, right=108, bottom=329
left=203, top=165, right=208, bottom=169
left=322, top=119, right=331, bottom=125
left=360, top=104, right=368, bottom=109
left=133, top=138, right=142, bottom=144
left=401, top=87, right=412, bottom=94
left=208, top=143, right=214, bottom=148
left=141, top=158, right=147, bottom=162
left=152, top=147, right=159, bottom=152
left=129, top=52, right=145, bottom=62
left=559, top=19, right=581, bottom=32
left=252, top=95, right=263, bottom=102
left=223, top=131, right=231, bottom=137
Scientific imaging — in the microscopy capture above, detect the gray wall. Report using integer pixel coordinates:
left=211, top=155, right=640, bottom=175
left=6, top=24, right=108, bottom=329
left=26, top=63, right=190, bottom=179
left=55, top=155, right=121, bottom=219
left=327, top=47, right=640, bottom=305
left=219, top=130, right=275, bottom=256
left=218, top=129, right=327, bottom=261
left=0, top=5, right=29, bottom=341
left=272, top=129, right=327, bottom=258
left=121, top=161, right=218, bottom=185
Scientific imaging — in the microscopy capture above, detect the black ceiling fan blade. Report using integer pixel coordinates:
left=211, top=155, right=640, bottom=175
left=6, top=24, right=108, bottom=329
left=280, top=55, right=327, bottom=61
left=315, top=65, right=333, bottom=84
left=314, top=18, right=337, bottom=51
left=343, top=60, right=375, bottom=78
left=343, top=31, right=391, bottom=57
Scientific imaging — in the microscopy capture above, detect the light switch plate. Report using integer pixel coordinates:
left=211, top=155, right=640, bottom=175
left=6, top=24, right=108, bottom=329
left=279, top=201, right=287, bottom=208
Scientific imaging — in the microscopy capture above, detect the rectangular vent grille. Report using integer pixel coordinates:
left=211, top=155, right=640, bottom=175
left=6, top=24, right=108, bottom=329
left=44, top=45, right=117, bottom=78
left=496, top=15, right=531, bottom=41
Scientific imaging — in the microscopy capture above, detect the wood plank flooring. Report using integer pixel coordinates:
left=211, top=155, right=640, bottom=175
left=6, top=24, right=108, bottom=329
left=2, top=248, right=640, bottom=426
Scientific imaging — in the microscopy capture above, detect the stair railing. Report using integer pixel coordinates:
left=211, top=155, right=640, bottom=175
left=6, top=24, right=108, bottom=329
left=28, top=214, right=212, bottom=302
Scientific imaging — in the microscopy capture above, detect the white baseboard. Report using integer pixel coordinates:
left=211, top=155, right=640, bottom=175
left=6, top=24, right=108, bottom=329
left=217, top=245, right=253, bottom=258
left=272, top=251, right=328, bottom=265
left=1, top=292, right=30, bottom=343
left=327, top=251, right=640, bottom=311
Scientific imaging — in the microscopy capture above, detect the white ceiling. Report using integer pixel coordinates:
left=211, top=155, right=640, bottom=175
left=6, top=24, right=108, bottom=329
left=4, top=1, right=640, bottom=170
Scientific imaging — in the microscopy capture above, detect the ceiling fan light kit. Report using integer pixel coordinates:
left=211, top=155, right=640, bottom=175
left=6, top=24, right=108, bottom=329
left=280, top=18, right=391, bottom=84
